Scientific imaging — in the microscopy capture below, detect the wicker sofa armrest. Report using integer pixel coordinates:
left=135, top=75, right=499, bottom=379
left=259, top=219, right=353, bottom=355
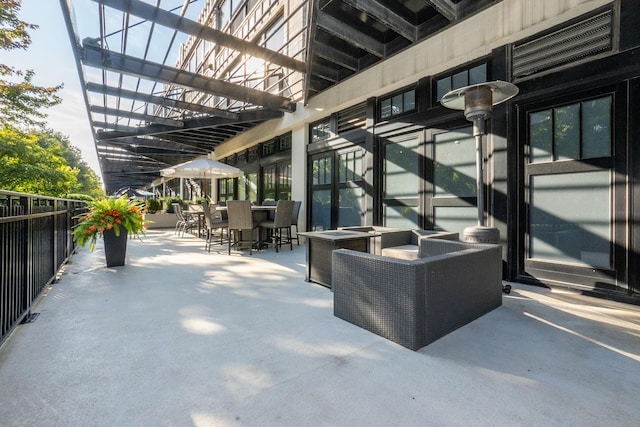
left=422, top=245, right=502, bottom=344
left=332, top=249, right=428, bottom=350
left=332, top=242, right=502, bottom=350
left=339, top=226, right=413, bottom=255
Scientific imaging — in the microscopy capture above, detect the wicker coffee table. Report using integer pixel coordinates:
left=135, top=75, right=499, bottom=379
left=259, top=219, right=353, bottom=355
left=298, top=230, right=377, bottom=288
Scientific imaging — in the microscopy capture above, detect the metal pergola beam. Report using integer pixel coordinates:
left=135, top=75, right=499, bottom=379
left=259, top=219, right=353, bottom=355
left=312, top=41, right=359, bottom=71
left=89, top=105, right=185, bottom=127
left=425, top=0, right=457, bottom=21
left=342, top=0, right=417, bottom=42
left=104, top=136, right=208, bottom=154
left=81, top=42, right=296, bottom=112
left=93, top=0, right=307, bottom=73
left=95, top=109, right=283, bottom=140
left=316, top=12, right=385, bottom=57
left=85, top=83, right=239, bottom=120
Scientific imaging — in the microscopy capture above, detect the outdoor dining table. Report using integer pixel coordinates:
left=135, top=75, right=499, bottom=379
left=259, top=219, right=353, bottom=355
left=297, top=230, right=379, bottom=289
left=215, top=204, right=278, bottom=245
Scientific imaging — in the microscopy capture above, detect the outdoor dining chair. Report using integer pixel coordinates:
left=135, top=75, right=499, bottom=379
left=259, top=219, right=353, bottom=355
left=201, top=200, right=228, bottom=252
left=226, top=200, right=259, bottom=255
left=259, top=200, right=295, bottom=252
left=173, top=203, right=197, bottom=237
left=291, top=201, right=301, bottom=245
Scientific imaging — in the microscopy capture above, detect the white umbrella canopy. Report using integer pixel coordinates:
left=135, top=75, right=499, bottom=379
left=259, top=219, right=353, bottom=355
left=160, top=158, right=242, bottom=179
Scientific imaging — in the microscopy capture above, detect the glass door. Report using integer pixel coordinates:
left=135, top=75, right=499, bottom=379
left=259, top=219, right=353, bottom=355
left=519, top=89, right=626, bottom=291
left=428, top=126, right=479, bottom=235
left=382, top=132, right=422, bottom=228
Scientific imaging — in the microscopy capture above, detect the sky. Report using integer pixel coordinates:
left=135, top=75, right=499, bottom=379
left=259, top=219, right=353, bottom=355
left=8, top=0, right=101, bottom=174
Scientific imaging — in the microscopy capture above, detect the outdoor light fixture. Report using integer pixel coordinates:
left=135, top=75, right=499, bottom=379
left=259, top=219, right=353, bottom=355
left=440, top=81, right=518, bottom=243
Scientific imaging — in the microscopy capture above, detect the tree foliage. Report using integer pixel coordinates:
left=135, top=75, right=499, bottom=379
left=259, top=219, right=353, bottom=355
left=0, top=0, right=62, bottom=128
left=0, top=1, right=104, bottom=198
left=0, top=127, right=105, bottom=197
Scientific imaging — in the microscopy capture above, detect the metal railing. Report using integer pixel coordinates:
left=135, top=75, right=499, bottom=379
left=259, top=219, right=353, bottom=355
left=0, top=190, right=85, bottom=347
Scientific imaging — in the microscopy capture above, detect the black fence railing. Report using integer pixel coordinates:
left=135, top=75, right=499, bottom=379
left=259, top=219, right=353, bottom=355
left=0, top=190, right=85, bottom=347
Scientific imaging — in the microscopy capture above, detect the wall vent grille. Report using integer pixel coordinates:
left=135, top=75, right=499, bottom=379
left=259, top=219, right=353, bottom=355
left=337, top=102, right=367, bottom=134
left=513, top=9, right=613, bottom=80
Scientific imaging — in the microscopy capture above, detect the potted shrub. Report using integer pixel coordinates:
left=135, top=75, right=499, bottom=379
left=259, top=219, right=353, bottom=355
left=72, top=196, right=147, bottom=267
left=146, top=198, right=162, bottom=214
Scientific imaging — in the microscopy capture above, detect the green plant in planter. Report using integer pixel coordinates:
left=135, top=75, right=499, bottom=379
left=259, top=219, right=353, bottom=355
left=146, top=198, right=162, bottom=213
left=164, top=197, right=184, bottom=213
left=73, top=196, right=147, bottom=251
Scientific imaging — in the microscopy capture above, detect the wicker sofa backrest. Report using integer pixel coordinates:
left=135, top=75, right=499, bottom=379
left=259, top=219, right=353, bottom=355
left=331, top=242, right=502, bottom=350
left=419, top=237, right=494, bottom=258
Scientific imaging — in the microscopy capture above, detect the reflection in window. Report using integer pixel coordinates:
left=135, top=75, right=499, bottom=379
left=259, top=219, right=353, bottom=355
left=219, top=177, right=235, bottom=201
left=338, top=150, right=363, bottom=183
left=384, top=139, right=419, bottom=198
left=434, top=206, right=477, bottom=235
left=555, top=104, right=580, bottom=160
left=312, top=189, right=331, bottom=230
left=311, top=119, right=331, bottom=142
left=529, top=96, right=612, bottom=163
left=384, top=205, right=419, bottom=229
left=265, top=17, right=284, bottom=51
left=434, top=127, right=475, bottom=197
left=246, top=172, right=258, bottom=202
left=380, top=89, right=416, bottom=119
left=436, top=63, right=487, bottom=101
left=582, top=97, right=612, bottom=158
left=338, top=188, right=364, bottom=227
left=312, top=157, right=332, bottom=185
left=278, top=163, right=292, bottom=200
left=530, top=110, right=552, bottom=163
left=529, top=171, right=611, bottom=268
left=262, top=165, right=276, bottom=201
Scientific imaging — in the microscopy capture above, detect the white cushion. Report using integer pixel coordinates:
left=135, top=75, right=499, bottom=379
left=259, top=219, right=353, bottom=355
left=381, top=244, right=418, bottom=260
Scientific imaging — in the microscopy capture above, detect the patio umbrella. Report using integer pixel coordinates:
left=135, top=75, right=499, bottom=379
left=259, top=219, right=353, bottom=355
left=160, top=158, right=242, bottom=179
left=160, top=158, right=242, bottom=199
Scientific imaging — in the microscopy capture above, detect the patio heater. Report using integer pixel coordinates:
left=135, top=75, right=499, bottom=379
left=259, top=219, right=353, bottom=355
left=440, top=81, right=518, bottom=244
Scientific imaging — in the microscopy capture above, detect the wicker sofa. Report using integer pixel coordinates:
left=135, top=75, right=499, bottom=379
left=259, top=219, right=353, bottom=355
left=332, top=239, right=502, bottom=350
left=338, top=226, right=459, bottom=259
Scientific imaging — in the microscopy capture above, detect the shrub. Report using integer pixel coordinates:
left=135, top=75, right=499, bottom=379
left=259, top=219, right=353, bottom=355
left=164, top=197, right=184, bottom=213
left=146, top=198, right=162, bottom=214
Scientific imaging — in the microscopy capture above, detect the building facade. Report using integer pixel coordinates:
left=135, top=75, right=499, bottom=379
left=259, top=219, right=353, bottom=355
left=160, top=0, right=640, bottom=300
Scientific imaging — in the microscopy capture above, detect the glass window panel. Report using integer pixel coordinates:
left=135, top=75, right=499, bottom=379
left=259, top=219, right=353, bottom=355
left=434, top=206, right=477, bottom=235
left=452, top=70, right=468, bottom=90
left=392, top=94, right=403, bottom=115
left=554, top=104, right=580, bottom=160
left=384, top=205, right=419, bottom=229
left=529, top=171, right=611, bottom=268
left=338, top=188, right=364, bottom=227
left=237, top=176, right=246, bottom=200
left=404, top=90, right=416, bottom=112
left=313, top=157, right=332, bottom=185
left=278, top=163, right=291, bottom=200
left=265, top=18, right=284, bottom=51
left=219, top=0, right=231, bottom=29
left=529, top=110, right=553, bottom=163
left=384, top=138, right=420, bottom=198
left=246, top=172, right=258, bottom=202
left=338, top=153, right=346, bottom=183
left=434, top=127, right=476, bottom=197
left=262, top=166, right=276, bottom=201
left=354, top=150, right=363, bottom=182
left=380, top=98, right=392, bottom=119
left=469, top=64, right=487, bottom=85
left=436, top=78, right=451, bottom=101
left=311, top=120, right=330, bottom=141
left=311, top=189, right=331, bottom=230
left=582, top=96, right=612, bottom=158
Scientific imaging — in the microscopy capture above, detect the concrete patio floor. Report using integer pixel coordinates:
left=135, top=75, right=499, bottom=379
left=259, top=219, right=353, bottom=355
left=1, top=229, right=639, bottom=426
